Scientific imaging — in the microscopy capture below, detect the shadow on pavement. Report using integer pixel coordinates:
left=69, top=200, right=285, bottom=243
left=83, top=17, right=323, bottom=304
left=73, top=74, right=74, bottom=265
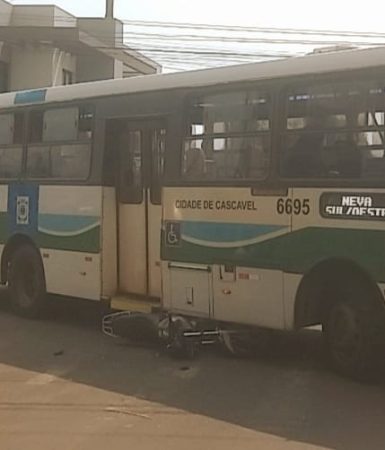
left=0, top=293, right=384, bottom=450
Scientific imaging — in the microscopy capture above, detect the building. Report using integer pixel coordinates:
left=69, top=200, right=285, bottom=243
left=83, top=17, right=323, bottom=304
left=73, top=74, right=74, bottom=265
left=0, top=0, right=160, bottom=93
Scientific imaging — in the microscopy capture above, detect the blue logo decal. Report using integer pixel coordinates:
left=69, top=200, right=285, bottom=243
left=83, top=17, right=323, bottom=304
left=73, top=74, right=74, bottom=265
left=8, top=183, right=39, bottom=236
left=14, top=89, right=47, bottom=105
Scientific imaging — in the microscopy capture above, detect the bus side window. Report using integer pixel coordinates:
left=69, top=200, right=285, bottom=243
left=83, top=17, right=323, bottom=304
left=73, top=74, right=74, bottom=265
left=118, top=129, right=143, bottom=204
left=281, top=81, right=385, bottom=180
left=29, top=111, right=44, bottom=143
left=0, top=112, right=24, bottom=179
left=26, top=106, right=92, bottom=180
left=27, top=110, right=52, bottom=177
left=282, top=85, right=357, bottom=178
left=182, top=90, right=271, bottom=182
left=43, top=107, right=78, bottom=142
left=0, top=112, right=25, bottom=145
left=26, top=146, right=51, bottom=178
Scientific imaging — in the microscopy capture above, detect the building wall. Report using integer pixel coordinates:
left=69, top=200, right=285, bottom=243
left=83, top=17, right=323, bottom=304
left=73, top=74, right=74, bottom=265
left=78, top=18, right=123, bottom=47
left=114, top=59, right=124, bottom=79
left=76, top=53, right=116, bottom=83
left=11, top=5, right=76, bottom=27
left=9, top=45, right=77, bottom=91
left=0, top=0, right=12, bottom=26
left=77, top=18, right=124, bottom=79
left=0, top=0, right=159, bottom=92
left=0, top=0, right=12, bottom=66
left=9, top=46, right=54, bottom=91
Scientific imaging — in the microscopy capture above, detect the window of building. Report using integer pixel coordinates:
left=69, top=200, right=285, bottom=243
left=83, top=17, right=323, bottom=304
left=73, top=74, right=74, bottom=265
left=62, top=69, right=73, bottom=86
left=182, top=90, right=271, bottom=181
left=281, top=82, right=385, bottom=179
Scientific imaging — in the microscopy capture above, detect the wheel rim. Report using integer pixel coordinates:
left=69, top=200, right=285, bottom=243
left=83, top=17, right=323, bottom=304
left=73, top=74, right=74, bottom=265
left=328, top=304, right=362, bottom=365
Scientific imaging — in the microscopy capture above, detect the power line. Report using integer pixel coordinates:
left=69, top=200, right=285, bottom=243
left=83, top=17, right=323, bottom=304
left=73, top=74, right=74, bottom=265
left=0, top=37, right=297, bottom=58
left=3, top=12, right=385, bottom=40
left=122, top=19, right=385, bottom=39
left=2, top=14, right=385, bottom=71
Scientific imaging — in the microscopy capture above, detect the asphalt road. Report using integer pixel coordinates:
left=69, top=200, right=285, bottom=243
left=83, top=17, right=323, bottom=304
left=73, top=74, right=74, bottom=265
left=0, top=296, right=384, bottom=450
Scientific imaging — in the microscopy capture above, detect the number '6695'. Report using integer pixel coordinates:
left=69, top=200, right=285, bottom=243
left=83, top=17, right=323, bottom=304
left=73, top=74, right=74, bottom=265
left=276, top=198, right=310, bottom=215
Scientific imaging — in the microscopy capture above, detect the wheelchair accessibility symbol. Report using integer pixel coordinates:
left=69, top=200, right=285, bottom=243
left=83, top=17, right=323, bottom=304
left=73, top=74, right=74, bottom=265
left=165, top=221, right=181, bottom=247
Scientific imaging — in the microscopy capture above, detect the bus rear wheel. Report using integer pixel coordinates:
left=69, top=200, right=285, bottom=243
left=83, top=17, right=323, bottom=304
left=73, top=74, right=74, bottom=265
left=324, top=291, right=385, bottom=381
left=8, top=245, right=46, bottom=318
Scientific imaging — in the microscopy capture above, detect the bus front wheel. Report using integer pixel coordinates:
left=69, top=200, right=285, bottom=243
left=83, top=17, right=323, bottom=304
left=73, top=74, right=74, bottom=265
left=324, top=291, right=385, bottom=381
left=8, top=245, right=46, bottom=318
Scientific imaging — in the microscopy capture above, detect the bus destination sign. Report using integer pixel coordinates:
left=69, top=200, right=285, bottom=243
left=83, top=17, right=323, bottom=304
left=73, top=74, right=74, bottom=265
left=320, top=192, right=385, bottom=221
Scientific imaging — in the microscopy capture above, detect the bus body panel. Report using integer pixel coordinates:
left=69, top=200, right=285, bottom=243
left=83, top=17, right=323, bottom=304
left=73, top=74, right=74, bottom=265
left=0, top=184, right=103, bottom=300
left=212, top=265, right=285, bottom=329
left=161, top=186, right=291, bottom=328
left=291, top=187, right=385, bottom=282
left=118, top=202, right=147, bottom=295
left=163, top=261, right=212, bottom=317
left=42, top=249, right=101, bottom=300
left=161, top=186, right=385, bottom=330
left=38, top=185, right=102, bottom=299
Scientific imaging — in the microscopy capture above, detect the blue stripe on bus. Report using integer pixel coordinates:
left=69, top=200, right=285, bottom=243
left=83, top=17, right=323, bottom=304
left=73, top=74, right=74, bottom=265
left=14, top=89, right=47, bottom=105
left=181, top=221, right=287, bottom=243
left=38, top=214, right=100, bottom=234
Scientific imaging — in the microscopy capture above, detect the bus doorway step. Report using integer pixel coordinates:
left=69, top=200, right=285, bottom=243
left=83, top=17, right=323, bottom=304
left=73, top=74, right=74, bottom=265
left=110, top=294, right=160, bottom=313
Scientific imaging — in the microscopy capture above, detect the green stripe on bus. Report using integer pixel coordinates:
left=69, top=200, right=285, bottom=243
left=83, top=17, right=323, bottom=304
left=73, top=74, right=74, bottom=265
left=36, top=226, right=100, bottom=253
left=162, top=227, right=385, bottom=282
left=0, top=212, right=8, bottom=244
left=0, top=213, right=100, bottom=254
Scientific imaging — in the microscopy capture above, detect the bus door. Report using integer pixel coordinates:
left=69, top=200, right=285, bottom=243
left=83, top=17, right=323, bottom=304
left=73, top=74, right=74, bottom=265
left=117, top=119, right=165, bottom=299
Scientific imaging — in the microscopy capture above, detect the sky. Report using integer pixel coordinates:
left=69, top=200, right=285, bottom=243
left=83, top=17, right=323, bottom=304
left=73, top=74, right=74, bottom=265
left=8, top=0, right=385, bottom=71
left=9, top=0, right=385, bottom=31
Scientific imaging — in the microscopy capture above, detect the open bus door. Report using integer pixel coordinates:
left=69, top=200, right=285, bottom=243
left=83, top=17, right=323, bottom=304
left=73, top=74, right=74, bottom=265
left=109, top=119, right=165, bottom=309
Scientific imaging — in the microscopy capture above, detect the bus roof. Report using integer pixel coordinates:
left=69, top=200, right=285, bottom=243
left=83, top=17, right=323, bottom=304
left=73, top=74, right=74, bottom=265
left=1, top=45, right=385, bottom=109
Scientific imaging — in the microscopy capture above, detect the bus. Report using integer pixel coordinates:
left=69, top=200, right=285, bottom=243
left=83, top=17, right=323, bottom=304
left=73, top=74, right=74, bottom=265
left=1, top=45, right=385, bottom=379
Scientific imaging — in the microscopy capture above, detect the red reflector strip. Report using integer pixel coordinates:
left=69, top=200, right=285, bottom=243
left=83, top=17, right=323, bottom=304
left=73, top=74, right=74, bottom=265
left=238, top=273, right=249, bottom=280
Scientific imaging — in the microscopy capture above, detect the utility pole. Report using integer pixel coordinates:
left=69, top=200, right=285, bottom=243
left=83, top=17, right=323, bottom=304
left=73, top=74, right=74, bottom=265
left=105, top=0, right=114, bottom=19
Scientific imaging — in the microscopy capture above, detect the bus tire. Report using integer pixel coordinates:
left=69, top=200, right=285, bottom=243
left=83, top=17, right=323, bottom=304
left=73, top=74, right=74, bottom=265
left=8, top=245, right=46, bottom=318
left=323, top=288, right=385, bottom=382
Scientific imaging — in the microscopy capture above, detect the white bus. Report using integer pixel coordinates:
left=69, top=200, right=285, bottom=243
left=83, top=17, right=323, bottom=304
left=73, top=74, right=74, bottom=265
left=1, top=45, right=385, bottom=379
